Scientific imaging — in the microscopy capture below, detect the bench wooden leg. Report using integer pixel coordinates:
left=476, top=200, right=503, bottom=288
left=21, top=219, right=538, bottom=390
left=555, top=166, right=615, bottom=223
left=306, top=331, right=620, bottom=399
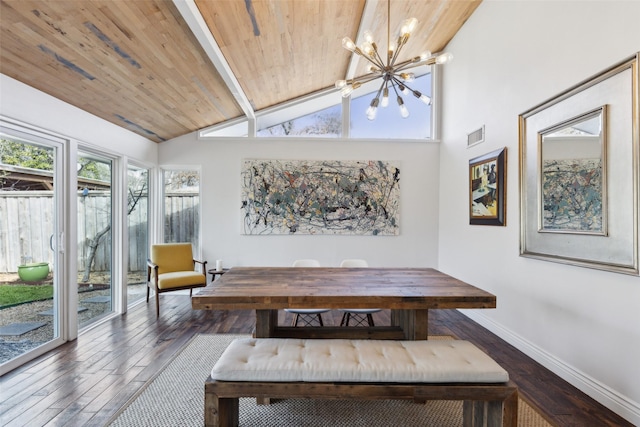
left=462, top=399, right=517, bottom=427
left=205, top=391, right=238, bottom=427
left=464, top=400, right=491, bottom=427
left=502, top=388, right=519, bottom=427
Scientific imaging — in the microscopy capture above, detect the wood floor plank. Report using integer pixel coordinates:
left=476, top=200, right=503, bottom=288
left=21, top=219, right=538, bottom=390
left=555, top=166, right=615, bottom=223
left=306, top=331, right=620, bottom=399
left=44, top=408, right=95, bottom=427
left=49, top=368, right=113, bottom=409
left=7, top=407, right=64, bottom=427
left=0, top=294, right=633, bottom=427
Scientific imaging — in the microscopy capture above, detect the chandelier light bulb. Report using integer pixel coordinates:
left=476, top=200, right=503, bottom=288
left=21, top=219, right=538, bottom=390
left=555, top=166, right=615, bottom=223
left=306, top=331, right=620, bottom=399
left=413, top=90, right=431, bottom=105
left=400, top=17, right=418, bottom=36
left=397, top=96, right=409, bottom=118
left=420, top=51, right=432, bottom=61
left=363, top=30, right=375, bottom=43
left=341, top=85, right=354, bottom=97
left=399, top=72, right=415, bottom=82
left=342, top=37, right=356, bottom=52
left=436, top=52, right=454, bottom=64
left=398, top=84, right=410, bottom=95
left=335, top=79, right=347, bottom=89
left=366, top=98, right=379, bottom=121
left=361, top=41, right=375, bottom=56
left=381, top=87, right=389, bottom=107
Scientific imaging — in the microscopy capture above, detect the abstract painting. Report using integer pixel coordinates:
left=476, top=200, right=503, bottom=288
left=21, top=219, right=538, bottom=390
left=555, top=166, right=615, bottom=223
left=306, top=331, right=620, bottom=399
left=241, top=159, right=400, bottom=235
left=542, top=158, right=603, bottom=232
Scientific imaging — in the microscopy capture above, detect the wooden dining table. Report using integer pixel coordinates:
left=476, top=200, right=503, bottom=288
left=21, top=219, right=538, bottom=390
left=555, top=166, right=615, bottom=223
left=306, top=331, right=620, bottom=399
left=191, top=267, right=497, bottom=340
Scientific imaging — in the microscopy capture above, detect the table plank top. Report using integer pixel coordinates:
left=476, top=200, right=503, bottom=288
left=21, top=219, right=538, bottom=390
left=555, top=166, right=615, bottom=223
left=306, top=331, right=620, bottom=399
left=191, top=267, right=496, bottom=311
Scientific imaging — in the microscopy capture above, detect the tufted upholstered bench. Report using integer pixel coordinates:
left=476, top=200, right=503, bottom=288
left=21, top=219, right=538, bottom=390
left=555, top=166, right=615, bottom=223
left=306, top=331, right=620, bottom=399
left=204, top=338, right=518, bottom=427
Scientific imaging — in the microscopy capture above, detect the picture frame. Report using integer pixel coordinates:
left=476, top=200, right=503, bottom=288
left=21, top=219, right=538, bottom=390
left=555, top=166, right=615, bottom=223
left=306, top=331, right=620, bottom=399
left=519, top=52, right=639, bottom=275
left=469, top=147, right=507, bottom=226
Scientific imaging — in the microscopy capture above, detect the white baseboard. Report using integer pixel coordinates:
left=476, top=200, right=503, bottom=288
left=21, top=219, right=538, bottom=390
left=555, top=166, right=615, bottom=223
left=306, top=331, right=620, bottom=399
left=461, top=310, right=640, bottom=426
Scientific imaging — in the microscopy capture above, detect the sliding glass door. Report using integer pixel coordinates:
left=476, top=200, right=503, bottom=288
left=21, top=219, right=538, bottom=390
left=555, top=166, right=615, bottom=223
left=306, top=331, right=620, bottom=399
left=77, top=151, right=113, bottom=328
left=127, top=165, right=149, bottom=306
left=0, top=126, right=65, bottom=373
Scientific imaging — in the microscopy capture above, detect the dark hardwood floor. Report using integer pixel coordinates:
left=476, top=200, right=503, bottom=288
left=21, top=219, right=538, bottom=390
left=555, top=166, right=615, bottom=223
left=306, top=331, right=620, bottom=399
left=0, top=293, right=632, bottom=427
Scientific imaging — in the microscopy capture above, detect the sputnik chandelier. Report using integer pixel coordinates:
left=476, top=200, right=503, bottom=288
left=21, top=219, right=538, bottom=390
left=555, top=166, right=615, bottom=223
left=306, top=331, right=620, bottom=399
left=335, top=0, right=453, bottom=120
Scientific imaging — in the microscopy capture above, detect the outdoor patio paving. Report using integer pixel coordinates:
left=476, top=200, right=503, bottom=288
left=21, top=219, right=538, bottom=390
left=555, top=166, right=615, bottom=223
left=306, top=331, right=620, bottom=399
left=0, top=274, right=146, bottom=364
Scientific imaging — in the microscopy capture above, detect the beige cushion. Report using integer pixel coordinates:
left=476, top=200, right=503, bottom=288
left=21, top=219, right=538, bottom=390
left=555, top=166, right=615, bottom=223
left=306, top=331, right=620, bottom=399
left=158, top=271, right=206, bottom=290
left=211, top=338, right=509, bottom=383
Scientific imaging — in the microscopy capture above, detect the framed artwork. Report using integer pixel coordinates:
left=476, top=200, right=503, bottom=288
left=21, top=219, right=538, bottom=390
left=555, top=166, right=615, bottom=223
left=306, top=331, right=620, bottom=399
left=519, top=52, right=639, bottom=275
left=241, top=159, right=400, bottom=235
left=469, top=147, right=507, bottom=226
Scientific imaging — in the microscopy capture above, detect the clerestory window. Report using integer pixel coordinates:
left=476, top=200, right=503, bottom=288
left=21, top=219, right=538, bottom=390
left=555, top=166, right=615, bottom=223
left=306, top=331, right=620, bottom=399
left=200, top=66, right=438, bottom=140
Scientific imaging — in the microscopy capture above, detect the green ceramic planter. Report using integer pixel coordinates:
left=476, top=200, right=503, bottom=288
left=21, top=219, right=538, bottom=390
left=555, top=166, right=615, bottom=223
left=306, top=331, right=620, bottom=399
left=18, top=262, right=50, bottom=282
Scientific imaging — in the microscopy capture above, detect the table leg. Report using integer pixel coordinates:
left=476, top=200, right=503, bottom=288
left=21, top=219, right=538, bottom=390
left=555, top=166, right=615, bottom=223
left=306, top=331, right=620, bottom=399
left=391, top=309, right=429, bottom=340
left=255, top=309, right=278, bottom=338
left=255, top=309, right=278, bottom=405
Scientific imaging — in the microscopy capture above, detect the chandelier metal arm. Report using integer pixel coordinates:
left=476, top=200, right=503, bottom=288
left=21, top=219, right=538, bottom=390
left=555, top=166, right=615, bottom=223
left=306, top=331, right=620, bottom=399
left=390, top=75, right=413, bottom=92
left=394, top=56, right=437, bottom=72
left=373, top=50, right=387, bottom=70
left=347, top=74, right=382, bottom=86
left=389, top=35, right=408, bottom=68
left=354, top=49, right=387, bottom=72
left=389, top=79, right=400, bottom=97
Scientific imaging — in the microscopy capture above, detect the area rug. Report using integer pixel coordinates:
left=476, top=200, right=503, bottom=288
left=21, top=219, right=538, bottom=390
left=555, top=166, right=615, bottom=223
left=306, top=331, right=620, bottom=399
left=108, top=334, right=553, bottom=427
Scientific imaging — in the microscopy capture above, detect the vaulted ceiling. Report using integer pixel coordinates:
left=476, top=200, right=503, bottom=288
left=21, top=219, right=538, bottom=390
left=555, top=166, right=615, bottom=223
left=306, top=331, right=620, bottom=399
left=0, top=0, right=481, bottom=143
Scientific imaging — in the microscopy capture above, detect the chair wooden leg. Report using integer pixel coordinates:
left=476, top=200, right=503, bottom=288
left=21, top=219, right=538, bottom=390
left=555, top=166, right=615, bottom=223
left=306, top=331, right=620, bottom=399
left=317, top=313, right=324, bottom=326
left=155, top=289, right=160, bottom=317
left=292, top=313, right=299, bottom=326
left=146, top=283, right=150, bottom=303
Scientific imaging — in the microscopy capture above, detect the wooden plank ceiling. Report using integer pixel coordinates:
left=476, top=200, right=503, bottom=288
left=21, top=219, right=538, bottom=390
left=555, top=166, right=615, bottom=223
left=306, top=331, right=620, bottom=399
left=0, top=0, right=481, bottom=143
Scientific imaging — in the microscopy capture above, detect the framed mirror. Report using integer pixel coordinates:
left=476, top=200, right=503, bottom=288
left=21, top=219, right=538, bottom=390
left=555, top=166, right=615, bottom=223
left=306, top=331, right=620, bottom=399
left=539, top=106, right=607, bottom=235
left=519, top=53, right=639, bottom=275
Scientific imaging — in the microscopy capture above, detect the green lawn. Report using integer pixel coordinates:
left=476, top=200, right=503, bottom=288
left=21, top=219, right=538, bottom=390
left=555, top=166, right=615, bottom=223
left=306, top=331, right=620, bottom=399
left=0, top=284, right=54, bottom=307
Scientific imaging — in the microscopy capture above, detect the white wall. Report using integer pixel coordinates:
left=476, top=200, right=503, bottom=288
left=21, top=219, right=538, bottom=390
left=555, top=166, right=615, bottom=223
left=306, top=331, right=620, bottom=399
left=439, top=1, right=640, bottom=423
left=159, top=134, right=440, bottom=269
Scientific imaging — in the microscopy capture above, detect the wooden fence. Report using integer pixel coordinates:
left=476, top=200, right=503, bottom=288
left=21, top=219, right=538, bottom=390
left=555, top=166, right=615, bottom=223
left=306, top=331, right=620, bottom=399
left=0, top=191, right=198, bottom=274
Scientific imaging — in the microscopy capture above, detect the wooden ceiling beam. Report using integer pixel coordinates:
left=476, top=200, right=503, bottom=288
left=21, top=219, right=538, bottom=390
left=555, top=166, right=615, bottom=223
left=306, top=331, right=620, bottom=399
left=173, top=0, right=255, bottom=128
left=345, top=0, right=379, bottom=81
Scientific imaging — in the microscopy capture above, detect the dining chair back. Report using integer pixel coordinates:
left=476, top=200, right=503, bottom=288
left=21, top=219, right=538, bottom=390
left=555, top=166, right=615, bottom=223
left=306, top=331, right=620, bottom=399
left=338, top=259, right=381, bottom=327
left=292, top=259, right=321, bottom=267
left=285, top=259, right=329, bottom=326
left=339, top=259, right=369, bottom=268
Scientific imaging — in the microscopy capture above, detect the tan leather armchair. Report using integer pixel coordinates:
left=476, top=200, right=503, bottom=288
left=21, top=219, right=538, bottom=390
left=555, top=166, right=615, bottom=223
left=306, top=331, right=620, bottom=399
left=147, top=243, right=207, bottom=317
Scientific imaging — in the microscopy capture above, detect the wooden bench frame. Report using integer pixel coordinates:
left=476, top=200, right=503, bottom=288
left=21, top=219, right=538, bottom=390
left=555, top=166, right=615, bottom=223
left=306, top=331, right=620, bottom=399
left=204, top=378, right=518, bottom=427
